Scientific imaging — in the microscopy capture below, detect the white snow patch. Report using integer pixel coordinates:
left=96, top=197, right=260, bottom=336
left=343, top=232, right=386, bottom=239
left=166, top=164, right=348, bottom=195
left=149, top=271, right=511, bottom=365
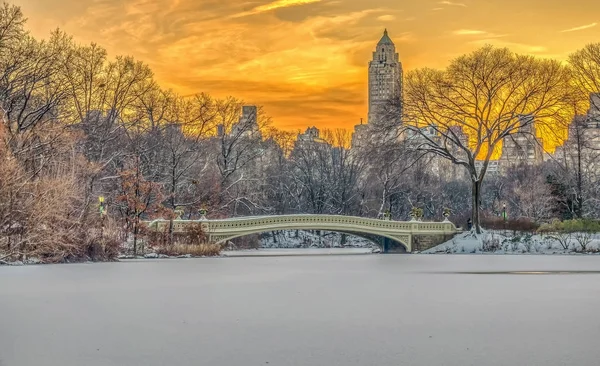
left=258, top=230, right=376, bottom=249
left=423, top=230, right=600, bottom=254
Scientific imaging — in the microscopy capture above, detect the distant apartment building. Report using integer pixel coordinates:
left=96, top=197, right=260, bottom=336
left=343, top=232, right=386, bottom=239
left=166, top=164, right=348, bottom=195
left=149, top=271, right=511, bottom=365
left=403, top=124, right=439, bottom=142
left=217, top=105, right=261, bottom=139
left=368, top=29, right=403, bottom=126
left=351, top=29, right=404, bottom=149
left=498, top=114, right=544, bottom=169
left=475, top=160, right=500, bottom=174
left=590, top=93, right=600, bottom=116
left=295, top=126, right=330, bottom=151
left=350, top=120, right=370, bottom=150
left=583, top=93, right=600, bottom=150
left=553, top=93, right=600, bottom=160
left=232, top=105, right=261, bottom=139
left=297, top=126, right=321, bottom=142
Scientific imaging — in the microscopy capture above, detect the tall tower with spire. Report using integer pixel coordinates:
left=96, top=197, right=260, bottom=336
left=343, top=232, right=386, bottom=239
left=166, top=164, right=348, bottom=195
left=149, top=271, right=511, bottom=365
left=368, top=29, right=403, bottom=125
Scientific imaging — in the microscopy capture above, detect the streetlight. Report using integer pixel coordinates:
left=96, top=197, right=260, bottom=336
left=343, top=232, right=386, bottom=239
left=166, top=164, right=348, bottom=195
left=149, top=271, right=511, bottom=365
left=99, top=196, right=106, bottom=217
left=502, top=203, right=507, bottom=235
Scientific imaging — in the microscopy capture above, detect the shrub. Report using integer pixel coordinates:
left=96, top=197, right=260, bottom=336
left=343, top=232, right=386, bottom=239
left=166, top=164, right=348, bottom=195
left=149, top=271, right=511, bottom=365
left=522, top=234, right=534, bottom=253
left=538, top=219, right=600, bottom=251
left=178, top=223, right=208, bottom=245
left=543, top=237, right=554, bottom=250
left=503, top=236, right=521, bottom=252
left=482, top=234, right=501, bottom=252
left=481, top=216, right=539, bottom=233
left=156, top=243, right=222, bottom=257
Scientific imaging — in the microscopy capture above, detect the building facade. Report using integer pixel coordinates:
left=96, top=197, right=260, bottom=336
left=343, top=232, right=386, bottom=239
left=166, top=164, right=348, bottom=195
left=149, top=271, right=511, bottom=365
left=498, top=114, right=545, bottom=169
left=231, top=105, right=261, bottom=139
left=217, top=105, right=262, bottom=139
left=368, top=29, right=403, bottom=125
left=352, top=30, right=403, bottom=150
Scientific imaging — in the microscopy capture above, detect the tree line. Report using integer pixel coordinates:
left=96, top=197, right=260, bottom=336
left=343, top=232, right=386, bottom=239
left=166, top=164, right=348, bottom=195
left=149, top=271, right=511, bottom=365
left=1, top=2, right=599, bottom=262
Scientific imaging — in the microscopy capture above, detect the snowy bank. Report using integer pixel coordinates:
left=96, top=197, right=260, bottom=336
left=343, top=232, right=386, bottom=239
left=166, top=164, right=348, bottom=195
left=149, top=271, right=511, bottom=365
left=423, top=230, right=600, bottom=254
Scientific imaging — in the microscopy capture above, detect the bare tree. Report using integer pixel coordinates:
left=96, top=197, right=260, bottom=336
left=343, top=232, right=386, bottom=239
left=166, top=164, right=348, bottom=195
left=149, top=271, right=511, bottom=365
left=0, top=2, right=26, bottom=53
left=1, top=30, right=72, bottom=166
left=360, top=137, right=424, bottom=218
left=401, top=46, right=572, bottom=233
left=159, top=93, right=217, bottom=211
left=547, top=43, right=600, bottom=218
left=322, top=129, right=364, bottom=215
left=569, top=43, right=600, bottom=112
left=549, top=116, right=600, bottom=218
left=214, top=98, right=271, bottom=215
left=262, top=128, right=299, bottom=215
left=505, top=164, right=554, bottom=221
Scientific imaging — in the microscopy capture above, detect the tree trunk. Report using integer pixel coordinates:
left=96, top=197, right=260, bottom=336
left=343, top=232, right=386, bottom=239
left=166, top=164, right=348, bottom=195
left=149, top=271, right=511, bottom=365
left=133, top=217, right=138, bottom=256
left=472, top=179, right=482, bottom=234
left=134, top=159, right=140, bottom=255
left=576, top=139, right=583, bottom=218
left=169, top=163, right=176, bottom=245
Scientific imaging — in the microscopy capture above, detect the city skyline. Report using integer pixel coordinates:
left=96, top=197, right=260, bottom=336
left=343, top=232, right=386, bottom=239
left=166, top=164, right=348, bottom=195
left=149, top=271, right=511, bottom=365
left=12, top=0, right=600, bottom=131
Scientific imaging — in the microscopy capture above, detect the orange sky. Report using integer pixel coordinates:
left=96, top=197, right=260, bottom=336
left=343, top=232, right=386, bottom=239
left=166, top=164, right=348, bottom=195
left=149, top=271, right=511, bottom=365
left=13, top=0, right=600, bottom=131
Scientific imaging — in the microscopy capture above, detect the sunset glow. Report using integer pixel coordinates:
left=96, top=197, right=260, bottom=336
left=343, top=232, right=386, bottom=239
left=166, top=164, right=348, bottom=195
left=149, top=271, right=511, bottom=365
left=13, top=0, right=600, bottom=131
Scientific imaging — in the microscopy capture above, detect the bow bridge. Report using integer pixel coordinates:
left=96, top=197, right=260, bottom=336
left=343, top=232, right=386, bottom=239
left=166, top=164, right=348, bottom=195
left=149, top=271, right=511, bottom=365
left=147, top=215, right=458, bottom=253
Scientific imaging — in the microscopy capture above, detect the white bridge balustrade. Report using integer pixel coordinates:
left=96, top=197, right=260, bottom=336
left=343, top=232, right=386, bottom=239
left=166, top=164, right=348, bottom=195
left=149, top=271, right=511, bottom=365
left=145, top=214, right=458, bottom=253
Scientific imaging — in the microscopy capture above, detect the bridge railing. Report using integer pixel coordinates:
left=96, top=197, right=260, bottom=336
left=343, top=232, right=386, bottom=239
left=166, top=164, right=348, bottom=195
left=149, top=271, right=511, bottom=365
left=145, top=215, right=457, bottom=235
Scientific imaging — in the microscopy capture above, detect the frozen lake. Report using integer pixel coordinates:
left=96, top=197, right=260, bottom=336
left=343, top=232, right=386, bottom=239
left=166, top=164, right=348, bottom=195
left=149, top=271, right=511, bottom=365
left=222, top=248, right=375, bottom=256
left=2, top=254, right=600, bottom=366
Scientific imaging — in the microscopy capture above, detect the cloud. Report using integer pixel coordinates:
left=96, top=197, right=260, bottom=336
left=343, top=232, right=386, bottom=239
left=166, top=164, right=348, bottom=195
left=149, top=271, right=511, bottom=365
left=377, top=15, right=396, bottom=22
left=453, top=29, right=486, bottom=35
left=432, top=8, right=443, bottom=11
left=438, top=1, right=467, bottom=7
left=233, top=0, right=323, bottom=17
left=305, top=8, right=385, bottom=39
left=18, top=0, right=592, bottom=133
left=452, top=29, right=506, bottom=38
left=560, top=22, right=597, bottom=33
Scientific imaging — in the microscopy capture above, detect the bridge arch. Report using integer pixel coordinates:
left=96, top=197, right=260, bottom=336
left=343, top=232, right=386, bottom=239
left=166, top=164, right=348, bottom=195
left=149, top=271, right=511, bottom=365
left=213, top=227, right=409, bottom=252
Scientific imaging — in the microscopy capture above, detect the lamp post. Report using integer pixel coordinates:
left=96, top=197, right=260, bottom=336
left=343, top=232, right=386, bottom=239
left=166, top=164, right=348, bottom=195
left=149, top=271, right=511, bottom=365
left=443, top=207, right=451, bottom=222
left=98, top=196, right=105, bottom=217
left=99, top=196, right=106, bottom=240
left=199, top=207, right=207, bottom=220
left=502, top=203, right=507, bottom=235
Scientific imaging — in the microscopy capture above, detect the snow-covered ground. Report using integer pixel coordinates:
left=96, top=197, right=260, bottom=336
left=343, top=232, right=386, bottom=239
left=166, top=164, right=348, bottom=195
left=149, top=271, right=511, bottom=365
left=258, top=230, right=376, bottom=249
left=423, top=230, right=600, bottom=254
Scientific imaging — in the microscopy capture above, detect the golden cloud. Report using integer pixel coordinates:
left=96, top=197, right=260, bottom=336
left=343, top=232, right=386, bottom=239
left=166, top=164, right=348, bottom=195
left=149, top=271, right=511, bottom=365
left=560, top=22, right=597, bottom=33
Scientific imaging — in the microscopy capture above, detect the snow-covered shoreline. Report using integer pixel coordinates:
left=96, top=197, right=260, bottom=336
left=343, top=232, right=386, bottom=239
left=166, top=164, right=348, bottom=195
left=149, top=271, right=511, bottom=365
left=5, top=229, right=600, bottom=266
left=423, top=230, right=600, bottom=255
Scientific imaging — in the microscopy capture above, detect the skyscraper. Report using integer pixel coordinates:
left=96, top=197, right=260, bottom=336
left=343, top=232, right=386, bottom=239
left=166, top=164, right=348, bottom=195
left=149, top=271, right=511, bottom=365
left=368, top=29, right=403, bottom=125
left=352, top=30, right=403, bottom=149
